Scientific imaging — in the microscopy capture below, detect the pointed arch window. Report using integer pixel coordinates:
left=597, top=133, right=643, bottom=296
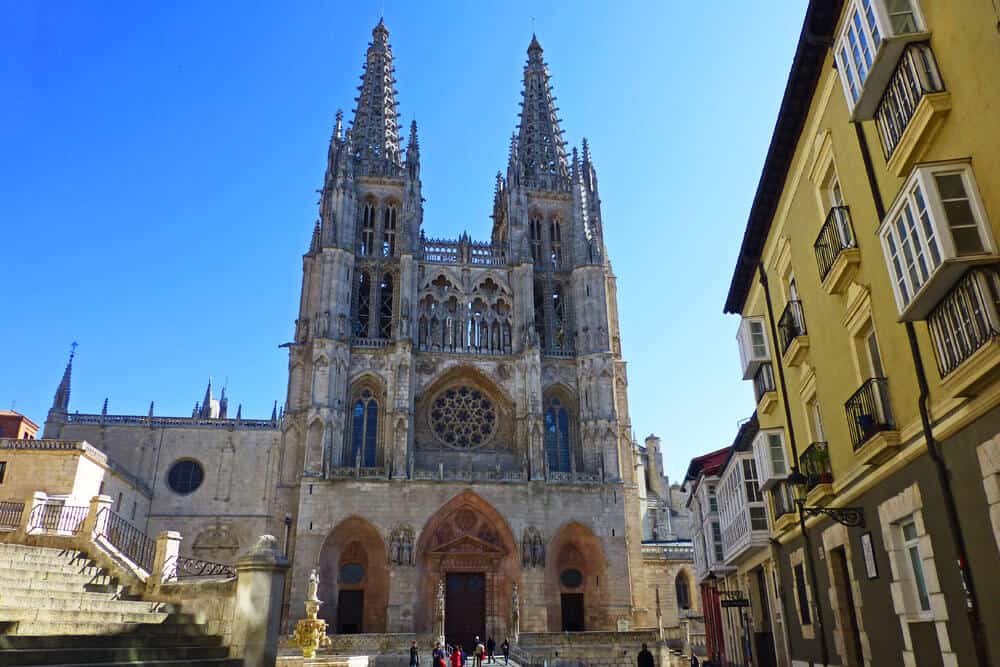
left=550, top=219, right=562, bottom=268
left=351, top=388, right=378, bottom=467
left=675, top=571, right=691, bottom=610
left=360, top=202, right=376, bottom=256
left=545, top=397, right=571, bottom=472
left=354, top=271, right=372, bottom=337
left=533, top=280, right=547, bottom=349
left=530, top=217, right=543, bottom=264
left=382, top=204, right=397, bottom=257
left=378, top=273, right=393, bottom=339
left=418, top=316, right=429, bottom=348
left=553, top=284, right=566, bottom=350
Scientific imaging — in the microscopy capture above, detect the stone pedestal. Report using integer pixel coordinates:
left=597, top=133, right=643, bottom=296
left=231, top=535, right=291, bottom=667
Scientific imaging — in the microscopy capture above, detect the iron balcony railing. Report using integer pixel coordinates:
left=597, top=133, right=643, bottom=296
left=928, top=267, right=1000, bottom=378
left=814, top=206, right=857, bottom=281
left=0, top=501, right=25, bottom=531
left=97, top=508, right=155, bottom=573
left=874, top=42, right=945, bottom=161
left=777, top=300, right=807, bottom=354
left=753, top=363, right=776, bottom=403
left=845, top=377, right=895, bottom=450
left=175, top=555, right=236, bottom=579
left=28, top=502, right=89, bottom=535
left=799, top=441, right=833, bottom=491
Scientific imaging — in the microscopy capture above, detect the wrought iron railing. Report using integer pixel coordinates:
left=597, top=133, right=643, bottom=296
left=928, top=267, right=1000, bottom=377
left=97, top=508, right=155, bottom=573
left=175, top=555, right=236, bottom=579
left=777, top=300, right=807, bottom=354
left=874, top=42, right=945, bottom=160
left=0, top=501, right=25, bottom=531
left=845, top=377, right=895, bottom=450
left=814, top=206, right=857, bottom=280
left=28, top=502, right=88, bottom=535
left=753, top=363, right=776, bottom=403
left=799, top=441, right=833, bottom=490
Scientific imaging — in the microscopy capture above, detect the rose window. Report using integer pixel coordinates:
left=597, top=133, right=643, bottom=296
left=429, top=386, right=497, bottom=449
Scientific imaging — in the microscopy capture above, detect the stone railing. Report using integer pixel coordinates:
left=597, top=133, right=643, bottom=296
left=547, top=471, right=602, bottom=484
left=420, top=235, right=507, bottom=266
left=328, top=466, right=389, bottom=480
left=411, top=468, right=529, bottom=483
left=65, top=412, right=278, bottom=430
left=642, top=542, right=695, bottom=562
left=0, top=491, right=289, bottom=667
left=351, top=337, right=391, bottom=349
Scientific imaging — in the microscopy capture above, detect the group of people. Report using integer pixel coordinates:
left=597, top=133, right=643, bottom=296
left=414, top=636, right=510, bottom=667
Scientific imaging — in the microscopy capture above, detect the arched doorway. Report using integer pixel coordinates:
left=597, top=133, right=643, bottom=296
left=317, top=517, right=389, bottom=633
left=545, top=522, right=608, bottom=632
left=416, top=492, right=518, bottom=652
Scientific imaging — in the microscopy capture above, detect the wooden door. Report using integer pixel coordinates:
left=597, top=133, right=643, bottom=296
left=337, top=590, right=364, bottom=634
left=560, top=593, right=585, bottom=631
left=446, top=573, right=486, bottom=653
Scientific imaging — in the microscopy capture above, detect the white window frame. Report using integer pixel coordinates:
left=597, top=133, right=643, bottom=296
left=737, top=316, right=771, bottom=380
left=752, top=429, right=788, bottom=491
left=834, top=0, right=927, bottom=112
left=880, top=162, right=995, bottom=316
left=900, top=516, right=932, bottom=614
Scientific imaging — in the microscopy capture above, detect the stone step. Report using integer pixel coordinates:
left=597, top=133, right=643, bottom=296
left=0, top=635, right=222, bottom=651
left=0, top=619, right=208, bottom=638
left=0, top=644, right=231, bottom=667
left=0, top=608, right=171, bottom=627
left=0, top=559, right=107, bottom=577
left=0, top=589, right=141, bottom=605
left=12, top=660, right=242, bottom=667
left=0, top=568, right=120, bottom=589
left=0, top=595, right=168, bottom=615
left=0, top=545, right=86, bottom=561
left=0, top=577, right=126, bottom=597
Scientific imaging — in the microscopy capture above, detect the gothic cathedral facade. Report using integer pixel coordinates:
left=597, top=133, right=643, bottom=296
left=284, top=21, right=638, bottom=640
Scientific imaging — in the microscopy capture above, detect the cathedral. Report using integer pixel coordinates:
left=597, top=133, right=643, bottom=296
left=39, top=20, right=692, bottom=649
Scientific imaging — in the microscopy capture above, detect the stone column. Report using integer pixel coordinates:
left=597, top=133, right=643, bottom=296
left=83, top=494, right=114, bottom=540
left=230, top=535, right=291, bottom=667
left=147, top=531, right=182, bottom=593
left=16, top=491, right=48, bottom=538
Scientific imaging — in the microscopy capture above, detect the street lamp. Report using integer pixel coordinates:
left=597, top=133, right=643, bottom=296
left=788, top=468, right=865, bottom=528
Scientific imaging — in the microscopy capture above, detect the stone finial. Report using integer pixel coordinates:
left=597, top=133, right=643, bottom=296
left=101, top=398, right=108, bottom=416
left=50, top=343, right=76, bottom=414
left=271, top=400, right=278, bottom=422
left=148, top=401, right=155, bottom=418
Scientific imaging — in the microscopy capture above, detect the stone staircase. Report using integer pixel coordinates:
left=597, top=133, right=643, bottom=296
left=0, top=542, right=240, bottom=666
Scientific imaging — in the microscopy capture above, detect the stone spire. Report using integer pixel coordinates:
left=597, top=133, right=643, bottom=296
left=51, top=344, right=76, bottom=413
left=199, top=378, right=213, bottom=419
left=351, top=19, right=403, bottom=174
left=513, top=34, right=570, bottom=192
left=219, top=386, right=228, bottom=420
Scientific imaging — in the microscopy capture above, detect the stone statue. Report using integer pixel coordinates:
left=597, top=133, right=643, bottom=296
left=390, top=533, right=401, bottom=565
left=294, top=568, right=327, bottom=658
left=434, top=579, right=446, bottom=645
left=307, top=568, right=320, bottom=603
left=402, top=534, right=413, bottom=565
left=511, top=583, right=520, bottom=641
left=531, top=536, right=544, bottom=567
left=521, top=536, right=531, bottom=567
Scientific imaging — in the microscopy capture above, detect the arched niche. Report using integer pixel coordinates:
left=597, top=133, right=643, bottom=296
left=544, top=521, right=608, bottom=631
left=316, top=516, right=389, bottom=633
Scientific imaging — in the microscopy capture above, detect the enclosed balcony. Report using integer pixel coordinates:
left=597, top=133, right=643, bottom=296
left=752, top=429, right=788, bottom=492
left=814, top=206, right=860, bottom=294
left=835, top=0, right=930, bottom=120
left=752, top=363, right=777, bottom=415
left=845, top=377, right=900, bottom=464
left=874, top=42, right=948, bottom=175
left=778, top=300, right=809, bottom=366
left=880, top=162, right=997, bottom=320
left=770, top=481, right=798, bottom=534
left=928, top=266, right=1000, bottom=396
left=737, top=317, right=771, bottom=380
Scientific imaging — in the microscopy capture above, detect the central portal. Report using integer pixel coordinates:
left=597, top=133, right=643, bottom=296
left=446, top=572, right=486, bottom=652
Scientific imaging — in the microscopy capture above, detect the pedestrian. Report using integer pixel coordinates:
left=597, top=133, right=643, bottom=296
left=486, top=636, right=496, bottom=664
left=433, top=642, right=445, bottom=667
left=637, top=642, right=655, bottom=667
left=450, top=644, right=462, bottom=667
left=474, top=636, right=485, bottom=667
left=410, top=640, right=420, bottom=667
left=689, top=654, right=699, bottom=667
left=501, top=638, right=510, bottom=665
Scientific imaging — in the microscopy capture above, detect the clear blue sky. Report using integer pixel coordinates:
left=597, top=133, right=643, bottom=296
left=1, top=1, right=805, bottom=479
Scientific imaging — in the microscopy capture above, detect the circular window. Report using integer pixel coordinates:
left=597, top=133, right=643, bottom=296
left=167, top=459, right=204, bottom=495
left=428, top=385, right=497, bottom=449
left=339, top=563, right=365, bottom=585
left=560, top=569, right=583, bottom=588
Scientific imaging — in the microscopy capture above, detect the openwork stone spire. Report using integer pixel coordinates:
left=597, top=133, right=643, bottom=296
left=51, top=344, right=76, bottom=413
left=351, top=19, right=403, bottom=176
left=515, top=34, right=570, bottom=192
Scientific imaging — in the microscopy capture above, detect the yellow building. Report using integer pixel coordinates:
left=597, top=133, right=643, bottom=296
left=723, top=1, right=1000, bottom=666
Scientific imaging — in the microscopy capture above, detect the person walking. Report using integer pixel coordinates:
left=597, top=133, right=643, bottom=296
left=410, top=641, right=420, bottom=667
left=688, top=654, right=699, bottom=667
left=450, top=644, right=463, bottom=667
left=501, top=638, right=510, bottom=665
left=486, top=637, right=496, bottom=664
left=433, top=643, right=446, bottom=667
left=473, top=636, right=485, bottom=667
left=637, top=642, right=655, bottom=667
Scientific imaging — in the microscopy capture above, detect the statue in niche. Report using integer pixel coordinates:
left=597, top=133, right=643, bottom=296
left=511, top=583, right=520, bottom=641
left=389, top=524, right=415, bottom=566
left=521, top=527, right=545, bottom=568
